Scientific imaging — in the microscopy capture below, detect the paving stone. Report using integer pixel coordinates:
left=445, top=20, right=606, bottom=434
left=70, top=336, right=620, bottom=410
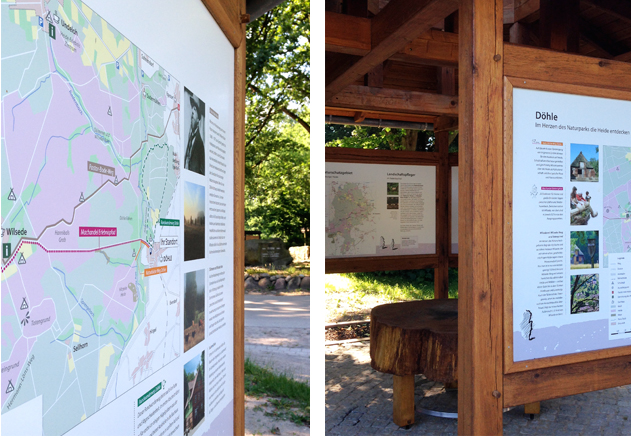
left=325, top=342, right=631, bottom=436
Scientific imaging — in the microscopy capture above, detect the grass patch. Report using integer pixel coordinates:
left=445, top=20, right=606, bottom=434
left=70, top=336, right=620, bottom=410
left=245, top=358, right=310, bottom=426
left=325, top=269, right=458, bottom=322
left=245, top=262, right=310, bottom=277
left=326, top=269, right=458, bottom=301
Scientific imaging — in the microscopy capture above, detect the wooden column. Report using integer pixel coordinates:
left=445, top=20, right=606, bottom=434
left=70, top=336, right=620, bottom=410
left=233, top=0, right=246, bottom=434
left=540, top=0, right=580, bottom=52
left=434, top=119, right=451, bottom=300
left=458, top=0, right=504, bottom=435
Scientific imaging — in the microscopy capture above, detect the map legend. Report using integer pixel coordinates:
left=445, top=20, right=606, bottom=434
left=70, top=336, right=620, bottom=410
left=609, top=254, right=631, bottom=340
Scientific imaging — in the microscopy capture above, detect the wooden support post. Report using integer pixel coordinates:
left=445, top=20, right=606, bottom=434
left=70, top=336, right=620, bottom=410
left=540, top=0, right=580, bottom=52
left=393, top=375, right=415, bottom=427
left=233, top=0, right=246, bottom=434
left=434, top=118, right=451, bottom=300
left=458, top=0, right=505, bottom=435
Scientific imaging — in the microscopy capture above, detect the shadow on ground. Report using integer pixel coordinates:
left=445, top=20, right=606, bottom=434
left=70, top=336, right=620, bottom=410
left=326, top=343, right=631, bottom=436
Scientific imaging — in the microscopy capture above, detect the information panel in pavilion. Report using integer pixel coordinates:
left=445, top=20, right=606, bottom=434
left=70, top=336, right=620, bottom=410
left=512, top=87, right=631, bottom=362
left=325, top=163, right=436, bottom=258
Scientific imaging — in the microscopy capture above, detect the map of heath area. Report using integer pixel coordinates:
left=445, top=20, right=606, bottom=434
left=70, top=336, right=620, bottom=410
left=326, top=181, right=376, bottom=256
left=603, top=145, right=631, bottom=266
left=1, top=1, right=182, bottom=434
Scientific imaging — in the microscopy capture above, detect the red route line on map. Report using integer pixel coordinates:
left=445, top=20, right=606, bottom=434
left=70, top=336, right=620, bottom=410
left=1, top=238, right=150, bottom=273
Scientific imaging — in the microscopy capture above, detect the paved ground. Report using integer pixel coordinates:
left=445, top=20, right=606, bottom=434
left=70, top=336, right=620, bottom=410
left=245, top=293, right=310, bottom=381
left=326, top=342, right=631, bottom=436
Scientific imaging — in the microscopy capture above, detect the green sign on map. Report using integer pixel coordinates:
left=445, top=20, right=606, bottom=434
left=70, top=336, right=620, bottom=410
left=137, top=382, right=162, bottom=407
left=159, top=218, right=180, bottom=226
left=49, top=23, right=56, bottom=39
left=3, top=244, right=11, bottom=259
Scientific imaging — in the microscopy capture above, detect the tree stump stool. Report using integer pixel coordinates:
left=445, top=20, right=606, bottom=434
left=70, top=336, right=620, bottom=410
left=370, top=299, right=458, bottom=427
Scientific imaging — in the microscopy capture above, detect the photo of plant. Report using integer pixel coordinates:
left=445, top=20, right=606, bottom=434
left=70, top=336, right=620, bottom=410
left=570, top=274, right=599, bottom=314
left=387, top=182, right=399, bottom=196
left=570, top=231, right=599, bottom=269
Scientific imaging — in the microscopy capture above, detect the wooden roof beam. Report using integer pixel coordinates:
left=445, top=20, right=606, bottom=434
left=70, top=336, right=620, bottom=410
left=327, top=85, right=458, bottom=117
left=579, top=17, right=629, bottom=59
left=583, top=0, right=631, bottom=24
left=505, top=0, right=540, bottom=25
left=326, top=12, right=460, bottom=66
left=325, top=0, right=459, bottom=101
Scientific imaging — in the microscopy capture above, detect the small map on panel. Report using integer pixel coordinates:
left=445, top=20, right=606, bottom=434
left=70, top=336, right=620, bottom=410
left=603, top=145, right=631, bottom=267
left=1, top=1, right=181, bottom=434
left=325, top=181, right=376, bottom=256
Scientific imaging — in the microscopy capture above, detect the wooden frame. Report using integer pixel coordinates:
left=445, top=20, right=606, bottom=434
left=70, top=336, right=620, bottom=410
left=501, top=45, right=631, bottom=408
left=503, top=67, right=631, bottom=374
left=199, top=0, right=247, bottom=434
left=232, top=1, right=246, bottom=433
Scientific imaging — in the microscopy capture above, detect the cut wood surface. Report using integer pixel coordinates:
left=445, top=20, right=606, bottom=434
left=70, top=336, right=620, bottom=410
left=370, top=299, right=458, bottom=382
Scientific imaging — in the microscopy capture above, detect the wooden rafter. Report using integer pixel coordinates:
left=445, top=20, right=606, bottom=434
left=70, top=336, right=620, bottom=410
left=580, top=17, right=630, bottom=58
left=326, top=12, right=459, bottom=67
left=325, top=107, right=437, bottom=124
left=325, top=0, right=459, bottom=101
left=583, top=0, right=631, bottom=24
left=327, top=85, right=458, bottom=117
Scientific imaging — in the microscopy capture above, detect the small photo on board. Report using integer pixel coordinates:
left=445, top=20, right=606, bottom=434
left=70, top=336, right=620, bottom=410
left=184, top=350, right=205, bottom=435
left=387, top=182, right=399, bottom=196
left=570, top=144, right=598, bottom=182
left=387, top=196, right=399, bottom=210
left=570, top=186, right=598, bottom=226
left=570, top=231, right=599, bottom=269
left=183, top=87, right=206, bottom=176
left=184, top=269, right=205, bottom=352
left=184, top=181, right=205, bottom=261
left=570, top=273, right=599, bottom=314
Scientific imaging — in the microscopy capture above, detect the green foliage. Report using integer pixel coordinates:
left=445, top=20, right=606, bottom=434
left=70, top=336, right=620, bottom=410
left=325, top=125, right=408, bottom=149
left=245, top=122, right=309, bottom=246
left=570, top=274, right=599, bottom=314
left=245, top=0, right=310, bottom=245
left=326, top=269, right=459, bottom=301
left=246, top=0, right=309, bottom=145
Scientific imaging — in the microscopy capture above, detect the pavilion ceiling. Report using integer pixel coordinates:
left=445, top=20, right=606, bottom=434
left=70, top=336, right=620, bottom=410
left=325, top=0, right=631, bottom=122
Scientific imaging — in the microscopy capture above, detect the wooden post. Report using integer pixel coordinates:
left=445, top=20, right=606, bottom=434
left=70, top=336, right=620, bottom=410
left=540, top=0, right=580, bottom=52
left=233, top=0, right=246, bottom=434
left=458, top=0, right=505, bottom=434
left=393, top=375, right=415, bottom=427
left=434, top=118, right=452, bottom=300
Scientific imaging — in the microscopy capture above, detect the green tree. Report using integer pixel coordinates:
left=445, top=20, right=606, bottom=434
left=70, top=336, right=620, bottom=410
left=245, top=121, right=309, bottom=246
left=245, top=0, right=310, bottom=245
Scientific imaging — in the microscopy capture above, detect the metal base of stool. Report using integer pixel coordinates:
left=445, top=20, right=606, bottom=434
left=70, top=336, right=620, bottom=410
left=416, top=406, right=458, bottom=419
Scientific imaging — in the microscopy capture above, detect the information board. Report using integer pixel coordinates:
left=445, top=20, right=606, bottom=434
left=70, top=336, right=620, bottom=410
left=1, top=0, right=235, bottom=435
left=512, top=87, right=631, bottom=362
left=325, top=162, right=436, bottom=258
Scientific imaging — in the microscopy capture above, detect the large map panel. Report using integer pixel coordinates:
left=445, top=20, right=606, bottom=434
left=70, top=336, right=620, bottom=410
left=1, top=0, right=181, bottom=434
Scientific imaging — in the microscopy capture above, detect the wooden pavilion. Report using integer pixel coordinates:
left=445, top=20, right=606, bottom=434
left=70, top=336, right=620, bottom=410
left=325, top=0, right=631, bottom=435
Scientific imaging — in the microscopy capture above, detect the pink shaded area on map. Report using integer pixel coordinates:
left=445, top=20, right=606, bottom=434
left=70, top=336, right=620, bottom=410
left=1, top=337, right=29, bottom=406
left=37, top=202, right=92, bottom=249
left=102, top=265, right=136, bottom=319
left=4, top=249, right=51, bottom=316
left=602, top=180, right=631, bottom=254
left=21, top=298, right=56, bottom=337
left=102, top=294, right=134, bottom=327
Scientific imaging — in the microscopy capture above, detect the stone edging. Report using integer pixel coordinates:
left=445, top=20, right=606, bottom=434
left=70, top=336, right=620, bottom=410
left=244, top=273, right=310, bottom=291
